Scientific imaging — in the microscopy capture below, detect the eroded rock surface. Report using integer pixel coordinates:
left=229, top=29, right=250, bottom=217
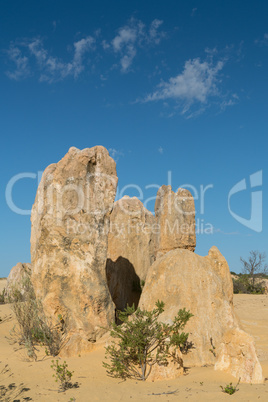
left=139, top=246, right=263, bottom=383
left=215, top=327, right=263, bottom=383
left=5, top=262, right=31, bottom=301
left=106, top=196, right=156, bottom=311
left=155, top=185, right=196, bottom=258
left=30, top=146, right=118, bottom=356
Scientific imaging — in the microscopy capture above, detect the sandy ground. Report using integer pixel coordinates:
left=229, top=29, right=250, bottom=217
left=1, top=279, right=268, bottom=401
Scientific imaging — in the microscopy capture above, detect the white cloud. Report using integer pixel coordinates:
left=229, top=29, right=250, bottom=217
left=111, top=18, right=165, bottom=73
left=28, top=39, right=71, bottom=82
left=255, top=33, right=268, bottom=46
left=112, top=26, right=137, bottom=52
left=120, top=45, right=137, bottom=72
left=142, top=57, right=232, bottom=116
left=148, top=19, right=165, bottom=44
left=5, top=46, right=30, bottom=80
left=220, top=93, right=239, bottom=110
left=5, top=18, right=165, bottom=80
left=158, top=146, right=164, bottom=154
left=101, top=40, right=110, bottom=50
left=6, top=36, right=95, bottom=83
left=145, top=58, right=223, bottom=103
left=108, top=148, right=124, bottom=162
left=73, top=36, right=95, bottom=77
left=205, top=47, right=218, bottom=55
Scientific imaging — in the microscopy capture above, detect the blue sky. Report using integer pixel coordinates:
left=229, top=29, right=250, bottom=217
left=1, top=0, right=267, bottom=276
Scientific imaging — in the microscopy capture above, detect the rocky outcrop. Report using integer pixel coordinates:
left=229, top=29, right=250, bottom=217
left=106, top=196, right=156, bottom=311
left=139, top=246, right=263, bottom=383
left=14, top=142, right=262, bottom=384
left=215, top=327, right=263, bottom=383
left=4, top=262, right=31, bottom=301
left=155, top=185, right=196, bottom=258
left=30, top=146, right=118, bottom=356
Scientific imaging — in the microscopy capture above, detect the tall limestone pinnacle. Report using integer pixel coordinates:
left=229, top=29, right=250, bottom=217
left=30, top=146, right=118, bottom=356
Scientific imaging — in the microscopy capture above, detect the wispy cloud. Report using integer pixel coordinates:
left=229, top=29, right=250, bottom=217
left=5, top=18, right=165, bottom=80
left=6, top=35, right=95, bottom=83
left=141, top=56, right=236, bottom=117
left=255, top=33, right=268, bottom=46
left=158, top=146, right=164, bottom=154
left=72, top=36, right=96, bottom=77
left=220, top=93, right=239, bottom=110
left=111, top=18, right=166, bottom=72
left=108, top=148, right=124, bottom=162
left=52, top=21, right=57, bottom=32
left=5, top=45, right=30, bottom=80
left=29, top=36, right=95, bottom=82
left=148, top=19, right=165, bottom=44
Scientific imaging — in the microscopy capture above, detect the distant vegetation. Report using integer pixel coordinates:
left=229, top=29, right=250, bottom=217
left=232, top=274, right=266, bottom=294
left=231, top=250, right=268, bottom=294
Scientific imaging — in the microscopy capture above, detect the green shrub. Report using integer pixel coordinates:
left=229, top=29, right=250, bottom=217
left=103, top=300, right=193, bottom=381
left=51, top=360, right=73, bottom=392
left=0, top=289, right=5, bottom=304
left=9, top=276, right=62, bottom=359
left=220, top=378, right=240, bottom=395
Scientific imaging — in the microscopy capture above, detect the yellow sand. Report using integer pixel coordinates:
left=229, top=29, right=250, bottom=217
left=0, top=280, right=267, bottom=401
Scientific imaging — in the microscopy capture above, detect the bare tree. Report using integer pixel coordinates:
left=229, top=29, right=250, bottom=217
left=240, top=250, right=268, bottom=287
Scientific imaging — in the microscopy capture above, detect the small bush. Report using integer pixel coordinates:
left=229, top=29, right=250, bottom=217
left=103, top=300, right=193, bottom=381
left=233, top=277, right=249, bottom=294
left=9, top=276, right=62, bottom=359
left=51, top=360, right=73, bottom=392
left=0, top=289, right=5, bottom=304
left=220, top=378, right=240, bottom=395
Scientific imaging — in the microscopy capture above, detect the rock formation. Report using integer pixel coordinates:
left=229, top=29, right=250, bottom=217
left=215, top=327, right=263, bottom=383
left=106, top=196, right=156, bottom=311
left=139, top=246, right=263, bottom=383
left=5, top=262, right=31, bottom=301
left=12, top=142, right=262, bottom=383
left=155, top=185, right=196, bottom=258
left=30, top=146, right=118, bottom=356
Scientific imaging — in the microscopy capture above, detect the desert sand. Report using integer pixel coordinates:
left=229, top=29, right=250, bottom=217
left=0, top=278, right=267, bottom=401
